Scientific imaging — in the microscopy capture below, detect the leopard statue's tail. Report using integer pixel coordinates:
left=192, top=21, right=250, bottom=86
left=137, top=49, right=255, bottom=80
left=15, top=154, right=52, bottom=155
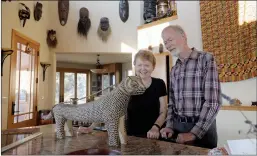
left=42, top=104, right=58, bottom=120
left=43, top=111, right=54, bottom=120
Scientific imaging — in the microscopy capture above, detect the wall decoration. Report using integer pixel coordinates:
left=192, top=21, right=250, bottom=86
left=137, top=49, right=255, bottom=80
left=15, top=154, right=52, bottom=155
left=159, top=43, right=164, bottom=53
left=1, top=48, right=13, bottom=76
left=143, top=0, right=157, bottom=24
left=119, top=0, right=129, bottom=23
left=200, top=1, right=257, bottom=82
left=40, top=62, right=51, bottom=81
left=156, top=0, right=169, bottom=19
left=77, top=7, right=91, bottom=38
left=46, top=29, right=58, bottom=48
left=169, top=0, right=177, bottom=16
left=34, top=2, right=43, bottom=21
left=19, top=3, right=30, bottom=27
left=151, top=0, right=177, bottom=22
left=58, top=0, right=69, bottom=26
left=97, top=17, right=111, bottom=42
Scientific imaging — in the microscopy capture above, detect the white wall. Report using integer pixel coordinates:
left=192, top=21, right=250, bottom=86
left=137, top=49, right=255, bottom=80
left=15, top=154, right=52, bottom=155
left=122, top=62, right=132, bottom=80
left=221, top=78, right=257, bottom=105
left=1, top=1, right=54, bottom=130
left=217, top=110, right=257, bottom=147
left=48, top=1, right=141, bottom=54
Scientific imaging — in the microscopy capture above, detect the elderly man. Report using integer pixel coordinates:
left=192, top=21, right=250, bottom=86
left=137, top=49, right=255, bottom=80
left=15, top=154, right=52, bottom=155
left=160, top=25, right=222, bottom=149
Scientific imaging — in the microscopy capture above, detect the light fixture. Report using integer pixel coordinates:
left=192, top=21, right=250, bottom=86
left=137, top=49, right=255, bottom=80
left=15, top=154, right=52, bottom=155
left=90, top=54, right=108, bottom=74
left=2, top=48, right=14, bottom=76
left=40, top=62, right=51, bottom=81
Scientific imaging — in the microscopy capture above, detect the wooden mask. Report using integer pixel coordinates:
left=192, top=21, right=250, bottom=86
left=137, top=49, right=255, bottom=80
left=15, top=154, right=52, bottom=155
left=58, top=0, right=69, bottom=26
left=119, top=0, right=129, bottom=23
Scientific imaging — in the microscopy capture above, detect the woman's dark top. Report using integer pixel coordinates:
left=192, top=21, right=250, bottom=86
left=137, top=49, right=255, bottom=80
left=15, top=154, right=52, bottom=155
left=126, top=77, right=167, bottom=137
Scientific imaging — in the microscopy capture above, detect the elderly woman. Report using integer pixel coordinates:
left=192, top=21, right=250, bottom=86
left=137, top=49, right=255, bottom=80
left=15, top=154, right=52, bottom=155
left=126, top=50, right=168, bottom=139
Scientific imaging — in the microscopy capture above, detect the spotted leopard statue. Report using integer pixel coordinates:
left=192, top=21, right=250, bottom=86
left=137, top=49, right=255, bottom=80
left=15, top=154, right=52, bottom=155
left=44, top=76, right=146, bottom=146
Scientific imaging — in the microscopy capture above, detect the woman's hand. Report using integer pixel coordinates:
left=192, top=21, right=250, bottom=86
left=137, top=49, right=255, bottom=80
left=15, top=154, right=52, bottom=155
left=147, top=125, right=160, bottom=139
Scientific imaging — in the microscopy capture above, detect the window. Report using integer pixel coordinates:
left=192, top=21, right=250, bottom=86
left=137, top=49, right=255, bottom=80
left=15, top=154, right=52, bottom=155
left=77, top=73, right=87, bottom=104
left=55, top=68, right=89, bottom=104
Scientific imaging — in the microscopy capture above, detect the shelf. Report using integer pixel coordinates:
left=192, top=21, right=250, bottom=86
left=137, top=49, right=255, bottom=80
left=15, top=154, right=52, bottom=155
left=221, top=105, right=256, bottom=111
left=137, top=15, right=178, bottom=30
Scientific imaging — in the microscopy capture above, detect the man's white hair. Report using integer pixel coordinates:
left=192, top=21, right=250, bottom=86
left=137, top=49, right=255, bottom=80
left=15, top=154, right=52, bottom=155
left=162, top=25, right=187, bottom=43
left=162, top=25, right=186, bottom=36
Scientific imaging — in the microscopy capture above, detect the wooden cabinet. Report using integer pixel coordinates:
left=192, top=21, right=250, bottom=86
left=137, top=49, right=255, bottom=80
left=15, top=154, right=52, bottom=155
left=91, top=63, right=122, bottom=97
left=103, top=63, right=122, bottom=84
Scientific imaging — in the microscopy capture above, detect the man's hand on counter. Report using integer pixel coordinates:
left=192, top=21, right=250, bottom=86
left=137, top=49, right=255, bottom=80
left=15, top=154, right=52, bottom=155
left=176, top=132, right=196, bottom=144
left=160, top=127, right=174, bottom=139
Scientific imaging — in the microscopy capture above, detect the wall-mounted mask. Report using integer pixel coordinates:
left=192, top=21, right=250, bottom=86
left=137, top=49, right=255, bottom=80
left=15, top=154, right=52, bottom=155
left=19, top=3, right=30, bottom=27
left=46, top=30, right=58, bottom=48
left=77, top=7, right=91, bottom=38
left=143, top=0, right=157, bottom=24
left=119, top=0, right=129, bottom=23
left=58, top=0, right=69, bottom=26
left=34, top=2, right=43, bottom=21
left=97, top=17, right=111, bottom=42
left=159, top=43, right=164, bottom=53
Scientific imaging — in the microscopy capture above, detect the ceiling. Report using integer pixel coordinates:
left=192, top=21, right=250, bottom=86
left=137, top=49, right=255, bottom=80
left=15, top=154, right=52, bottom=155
left=56, top=53, right=132, bottom=65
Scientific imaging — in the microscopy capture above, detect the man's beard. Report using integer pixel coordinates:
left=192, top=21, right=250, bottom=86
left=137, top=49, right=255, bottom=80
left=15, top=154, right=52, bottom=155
left=170, top=48, right=180, bottom=57
left=77, top=19, right=91, bottom=38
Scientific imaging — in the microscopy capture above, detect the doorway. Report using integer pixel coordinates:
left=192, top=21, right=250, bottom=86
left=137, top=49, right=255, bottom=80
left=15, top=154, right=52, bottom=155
left=8, top=30, right=39, bottom=129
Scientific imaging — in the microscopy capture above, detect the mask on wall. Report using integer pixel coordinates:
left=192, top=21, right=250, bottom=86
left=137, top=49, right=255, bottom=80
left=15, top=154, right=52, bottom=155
left=97, top=17, right=111, bottom=42
left=119, top=0, right=129, bottom=23
left=34, top=2, right=43, bottom=21
left=159, top=43, right=164, bottom=53
left=77, top=7, right=91, bottom=38
left=19, top=3, right=30, bottom=27
left=143, top=0, right=157, bottom=24
left=58, top=0, right=69, bottom=26
left=46, top=30, right=58, bottom=48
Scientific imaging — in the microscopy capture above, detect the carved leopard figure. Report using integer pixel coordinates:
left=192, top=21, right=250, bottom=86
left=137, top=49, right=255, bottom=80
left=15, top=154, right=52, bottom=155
left=44, top=76, right=146, bottom=146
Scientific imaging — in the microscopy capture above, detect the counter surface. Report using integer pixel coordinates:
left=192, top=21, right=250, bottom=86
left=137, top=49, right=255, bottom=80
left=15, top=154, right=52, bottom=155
left=2, top=124, right=210, bottom=155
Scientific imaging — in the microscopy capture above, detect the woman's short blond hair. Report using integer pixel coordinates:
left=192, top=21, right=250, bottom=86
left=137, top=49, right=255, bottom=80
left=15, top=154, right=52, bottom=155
left=133, top=50, right=156, bottom=68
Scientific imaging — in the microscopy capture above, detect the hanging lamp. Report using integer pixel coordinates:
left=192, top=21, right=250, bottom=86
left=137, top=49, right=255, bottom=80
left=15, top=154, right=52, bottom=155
left=90, top=54, right=108, bottom=74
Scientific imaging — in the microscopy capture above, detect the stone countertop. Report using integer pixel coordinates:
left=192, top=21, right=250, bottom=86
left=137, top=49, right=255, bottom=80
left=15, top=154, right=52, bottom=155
left=2, top=124, right=210, bottom=155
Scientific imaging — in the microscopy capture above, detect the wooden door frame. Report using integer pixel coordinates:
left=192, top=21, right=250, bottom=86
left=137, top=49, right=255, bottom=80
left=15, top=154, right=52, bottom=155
left=7, top=29, right=40, bottom=129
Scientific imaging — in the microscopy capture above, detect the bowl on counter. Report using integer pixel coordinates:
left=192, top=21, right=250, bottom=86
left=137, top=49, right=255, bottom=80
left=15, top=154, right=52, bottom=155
left=66, top=148, right=121, bottom=155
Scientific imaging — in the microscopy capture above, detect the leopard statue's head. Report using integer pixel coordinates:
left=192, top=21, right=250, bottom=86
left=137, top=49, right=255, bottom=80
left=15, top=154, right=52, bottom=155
left=120, top=76, right=146, bottom=95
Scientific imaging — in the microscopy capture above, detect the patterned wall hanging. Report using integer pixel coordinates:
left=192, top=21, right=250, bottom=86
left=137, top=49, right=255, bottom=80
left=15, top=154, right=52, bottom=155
left=200, top=1, right=256, bottom=82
